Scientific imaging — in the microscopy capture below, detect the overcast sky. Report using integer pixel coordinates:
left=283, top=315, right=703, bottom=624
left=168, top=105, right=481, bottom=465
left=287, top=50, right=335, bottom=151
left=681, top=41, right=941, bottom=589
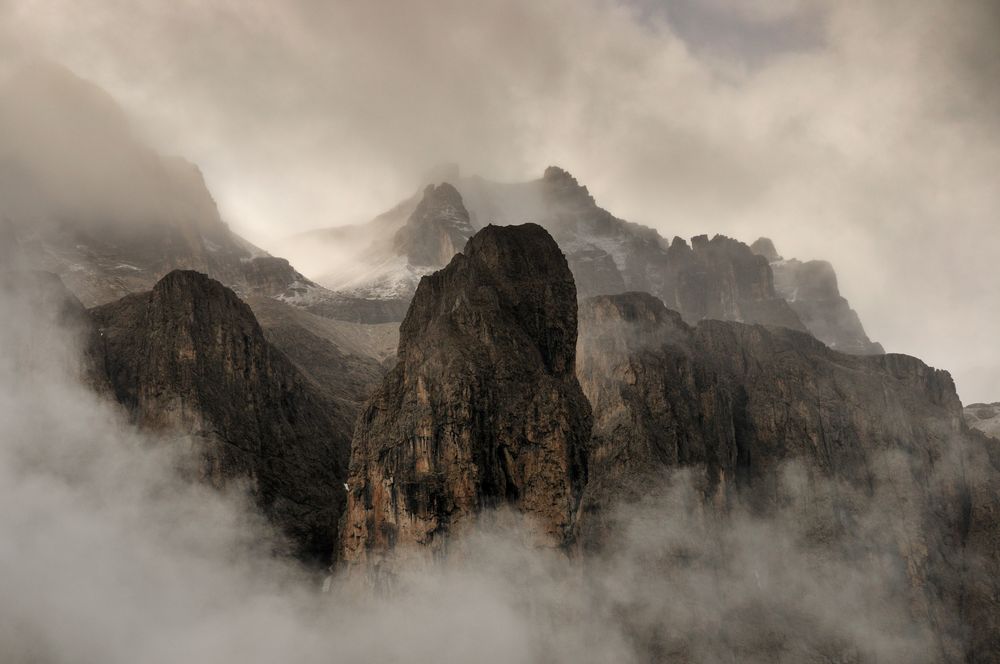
left=1, top=0, right=998, bottom=402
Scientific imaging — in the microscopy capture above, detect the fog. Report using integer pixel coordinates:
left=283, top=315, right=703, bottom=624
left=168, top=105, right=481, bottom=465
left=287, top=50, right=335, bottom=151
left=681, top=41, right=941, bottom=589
left=0, top=0, right=997, bottom=400
left=0, top=270, right=963, bottom=662
left=0, top=3, right=994, bottom=659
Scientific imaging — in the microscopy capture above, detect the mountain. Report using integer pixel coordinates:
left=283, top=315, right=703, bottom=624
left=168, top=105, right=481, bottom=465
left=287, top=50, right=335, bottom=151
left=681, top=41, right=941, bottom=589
left=285, top=167, right=902, bottom=351
left=317, top=183, right=477, bottom=321
left=339, top=226, right=999, bottom=659
left=576, top=290, right=997, bottom=660
left=339, top=224, right=592, bottom=583
left=751, top=237, right=884, bottom=354
left=91, top=270, right=352, bottom=563
left=0, top=62, right=383, bottom=324
left=966, top=402, right=1000, bottom=440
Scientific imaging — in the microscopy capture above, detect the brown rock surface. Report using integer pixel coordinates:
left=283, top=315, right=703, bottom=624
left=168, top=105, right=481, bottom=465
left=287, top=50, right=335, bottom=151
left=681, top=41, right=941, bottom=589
left=339, top=223, right=591, bottom=581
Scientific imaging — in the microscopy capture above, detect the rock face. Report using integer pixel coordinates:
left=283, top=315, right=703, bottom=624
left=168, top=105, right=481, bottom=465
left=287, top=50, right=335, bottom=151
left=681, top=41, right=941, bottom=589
left=325, top=183, right=478, bottom=320
left=664, top=233, right=805, bottom=329
left=246, top=295, right=394, bottom=411
left=392, top=183, right=474, bottom=268
left=966, top=402, right=1000, bottom=440
left=752, top=237, right=884, bottom=354
left=576, top=291, right=958, bottom=523
left=576, top=291, right=999, bottom=662
left=339, top=224, right=592, bottom=580
left=91, top=270, right=350, bottom=563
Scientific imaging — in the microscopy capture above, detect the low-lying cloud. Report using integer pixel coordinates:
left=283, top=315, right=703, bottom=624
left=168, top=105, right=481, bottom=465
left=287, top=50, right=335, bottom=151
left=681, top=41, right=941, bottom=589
left=0, top=271, right=971, bottom=662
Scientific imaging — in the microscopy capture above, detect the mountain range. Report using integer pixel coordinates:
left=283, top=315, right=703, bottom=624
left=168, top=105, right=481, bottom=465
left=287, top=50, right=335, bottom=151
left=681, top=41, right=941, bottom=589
left=2, top=65, right=998, bottom=662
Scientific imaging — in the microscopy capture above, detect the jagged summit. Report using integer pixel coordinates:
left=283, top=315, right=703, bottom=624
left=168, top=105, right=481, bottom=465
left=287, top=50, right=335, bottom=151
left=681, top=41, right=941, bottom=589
left=542, top=165, right=597, bottom=207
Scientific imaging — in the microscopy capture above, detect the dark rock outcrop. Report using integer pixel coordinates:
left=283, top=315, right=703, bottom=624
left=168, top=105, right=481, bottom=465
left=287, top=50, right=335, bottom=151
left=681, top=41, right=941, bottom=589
left=752, top=237, right=884, bottom=354
left=576, top=291, right=998, bottom=662
left=339, top=224, right=592, bottom=580
left=91, top=270, right=350, bottom=563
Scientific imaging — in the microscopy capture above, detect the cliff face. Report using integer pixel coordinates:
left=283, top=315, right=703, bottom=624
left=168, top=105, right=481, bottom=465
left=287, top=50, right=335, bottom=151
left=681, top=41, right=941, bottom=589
left=751, top=237, right=884, bottom=354
left=576, top=291, right=961, bottom=520
left=339, top=224, right=591, bottom=581
left=246, top=295, right=393, bottom=411
left=576, top=291, right=998, bottom=662
left=665, top=233, right=805, bottom=329
left=91, top=270, right=350, bottom=563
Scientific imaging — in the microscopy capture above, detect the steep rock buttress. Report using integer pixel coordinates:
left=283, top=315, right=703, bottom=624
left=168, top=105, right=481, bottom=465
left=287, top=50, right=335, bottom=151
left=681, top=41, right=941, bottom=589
left=339, top=224, right=591, bottom=580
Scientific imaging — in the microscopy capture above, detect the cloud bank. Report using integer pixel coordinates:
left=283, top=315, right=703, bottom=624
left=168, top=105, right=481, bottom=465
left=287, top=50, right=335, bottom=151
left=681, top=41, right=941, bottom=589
left=0, top=273, right=949, bottom=662
left=0, top=0, right=997, bottom=399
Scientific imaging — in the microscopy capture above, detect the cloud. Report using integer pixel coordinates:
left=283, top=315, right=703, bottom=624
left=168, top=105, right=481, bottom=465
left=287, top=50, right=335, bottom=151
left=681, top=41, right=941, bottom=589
left=0, top=0, right=997, bottom=401
left=0, top=272, right=956, bottom=661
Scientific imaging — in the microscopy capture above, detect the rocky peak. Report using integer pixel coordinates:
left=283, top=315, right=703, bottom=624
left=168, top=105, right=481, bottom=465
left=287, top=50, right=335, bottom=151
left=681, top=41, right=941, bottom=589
left=663, top=233, right=805, bottom=330
left=750, top=236, right=782, bottom=262
left=237, top=256, right=314, bottom=297
left=399, top=223, right=578, bottom=374
left=752, top=238, right=884, bottom=355
left=392, top=183, right=474, bottom=268
left=340, top=223, right=591, bottom=581
left=91, top=270, right=350, bottom=563
left=542, top=165, right=597, bottom=208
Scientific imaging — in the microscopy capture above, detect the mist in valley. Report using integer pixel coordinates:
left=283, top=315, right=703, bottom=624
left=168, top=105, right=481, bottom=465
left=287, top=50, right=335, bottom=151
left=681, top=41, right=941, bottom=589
left=0, top=1, right=998, bottom=662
